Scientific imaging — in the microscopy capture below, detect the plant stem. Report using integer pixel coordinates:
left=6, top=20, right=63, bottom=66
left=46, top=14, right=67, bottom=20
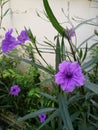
left=68, top=39, right=77, bottom=61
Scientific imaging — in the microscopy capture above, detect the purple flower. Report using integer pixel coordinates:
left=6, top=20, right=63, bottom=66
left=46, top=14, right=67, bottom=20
left=10, top=85, right=21, bottom=96
left=1, top=29, right=20, bottom=53
left=55, top=61, right=85, bottom=92
left=38, top=114, right=46, bottom=123
left=17, top=30, right=29, bottom=43
left=67, top=28, right=75, bottom=39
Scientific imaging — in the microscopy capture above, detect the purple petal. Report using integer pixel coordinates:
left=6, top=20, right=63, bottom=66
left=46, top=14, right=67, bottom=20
left=60, top=79, right=75, bottom=92
left=17, top=30, right=29, bottom=43
left=39, top=114, right=46, bottom=123
left=59, top=61, right=70, bottom=73
left=55, top=72, right=65, bottom=85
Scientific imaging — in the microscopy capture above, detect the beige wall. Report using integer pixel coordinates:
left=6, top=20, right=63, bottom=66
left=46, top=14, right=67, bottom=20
left=1, top=0, right=98, bottom=66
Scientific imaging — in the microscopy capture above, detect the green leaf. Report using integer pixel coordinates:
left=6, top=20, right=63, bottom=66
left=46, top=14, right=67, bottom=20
left=0, top=80, right=6, bottom=86
left=85, top=76, right=98, bottom=94
left=81, top=43, right=88, bottom=62
left=17, top=108, right=55, bottom=122
left=3, top=8, right=10, bottom=17
left=35, top=77, right=53, bottom=86
left=82, top=55, right=98, bottom=70
left=75, top=17, right=97, bottom=30
left=71, top=112, right=80, bottom=122
left=78, top=34, right=95, bottom=49
left=37, top=109, right=59, bottom=130
left=55, top=36, right=61, bottom=72
left=43, top=0, right=68, bottom=38
left=61, top=36, right=66, bottom=61
left=25, top=27, right=36, bottom=43
left=59, top=95, right=74, bottom=130
left=7, top=53, right=53, bottom=75
left=89, top=42, right=98, bottom=51
left=89, top=114, right=98, bottom=121
left=39, top=92, right=57, bottom=102
left=79, top=48, right=83, bottom=60
left=94, top=29, right=98, bottom=35
left=1, top=0, right=9, bottom=6
left=90, top=99, right=98, bottom=108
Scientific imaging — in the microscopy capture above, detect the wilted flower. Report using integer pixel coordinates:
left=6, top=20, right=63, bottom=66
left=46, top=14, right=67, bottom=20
left=17, top=30, right=29, bottom=43
left=1, top=29, right=20, bottom=53
left=55, top=61, right=85, bottom=92
left=38, top=113, right=46, bottom=123
left=67, top=28, right=75, bottom=39
left=10, top=85, right=21, bottom=96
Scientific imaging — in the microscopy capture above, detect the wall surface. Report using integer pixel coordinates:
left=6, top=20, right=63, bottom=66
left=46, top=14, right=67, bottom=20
left=1, top=0, right=98, bottom=66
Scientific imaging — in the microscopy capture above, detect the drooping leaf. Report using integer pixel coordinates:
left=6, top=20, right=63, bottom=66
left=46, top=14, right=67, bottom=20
left=82, top=55, right=98, bottom=70
left=7, top=53, right=53, bottom=75
left=85, top=76, right=98, bottom=94
left=17, top=108, right=55, bottom=122
left=43, top=0, right=68, bottom=38
left=89, top=42, right=98, bottom=51
left=39, top=91, right=57, bottom=102
left=78, top=34, right=95, bottom=49
left=75, top=17, right=97, bottom=30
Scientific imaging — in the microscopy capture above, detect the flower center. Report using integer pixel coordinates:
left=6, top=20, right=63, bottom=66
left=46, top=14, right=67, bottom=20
left=66, top=72, right=72, bottom=79
left=13, top=88, right=16, bottom=92
left=41, top=115, right=44, bottom=118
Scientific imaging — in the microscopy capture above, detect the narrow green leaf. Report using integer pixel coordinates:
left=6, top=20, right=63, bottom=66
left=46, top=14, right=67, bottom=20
left=90, top=99, right=98, bottom=108
left=82, top=43, right=88, bottom=62
left=71, top=112, right=80, bottom=122
left=24, top=27, right=36, bottom=43
left=17, top=108, right=55, bottom=122
left=44, top=41, right=55, bottom=49
left=75, top=17, right=97, bottom=30
left=85, top=76, right=98, bottom=94
left=7, top=53, right=53, bottom=75
left=33, top=41, right=49, bottom=66
left=94, top=29, right=98, bottom=35
left=78, top=34, right=95, bottom=49
left=2, top=0, right=9, bottom=6
left=68, top=95, right=84, bottom=105
left=3, top=8, right=10, bottom=17
left=61, top=36, right=66, bottom=61
left=90, top=122, right=98, bottom=128
left=0, top=80, right=6, bottom=86
left=43, top=0, right=68, bottom=38
left=89, top=42, right=98, bottom=50
left=35, top=78, right=53, bottom=86
left=89, top=114, right=98, bottom=121
left=55, top=36, right=61, bottom=72
left=82, top=55, right=98, bottom=70
left=39, top=92, right=57, bottom=102
left=79, top=48, right=83, bottom=60
left=59, top=95, right=74, bottom=130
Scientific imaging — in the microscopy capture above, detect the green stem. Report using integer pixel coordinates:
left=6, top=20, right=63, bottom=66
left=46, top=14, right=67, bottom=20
left=68, top=39, right=77, bottom=61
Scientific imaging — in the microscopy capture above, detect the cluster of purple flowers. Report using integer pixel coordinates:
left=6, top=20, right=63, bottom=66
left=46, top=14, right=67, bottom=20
left=1, top=29, right=29, bottom=53
left=1, top=28, right=85, bottom=125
